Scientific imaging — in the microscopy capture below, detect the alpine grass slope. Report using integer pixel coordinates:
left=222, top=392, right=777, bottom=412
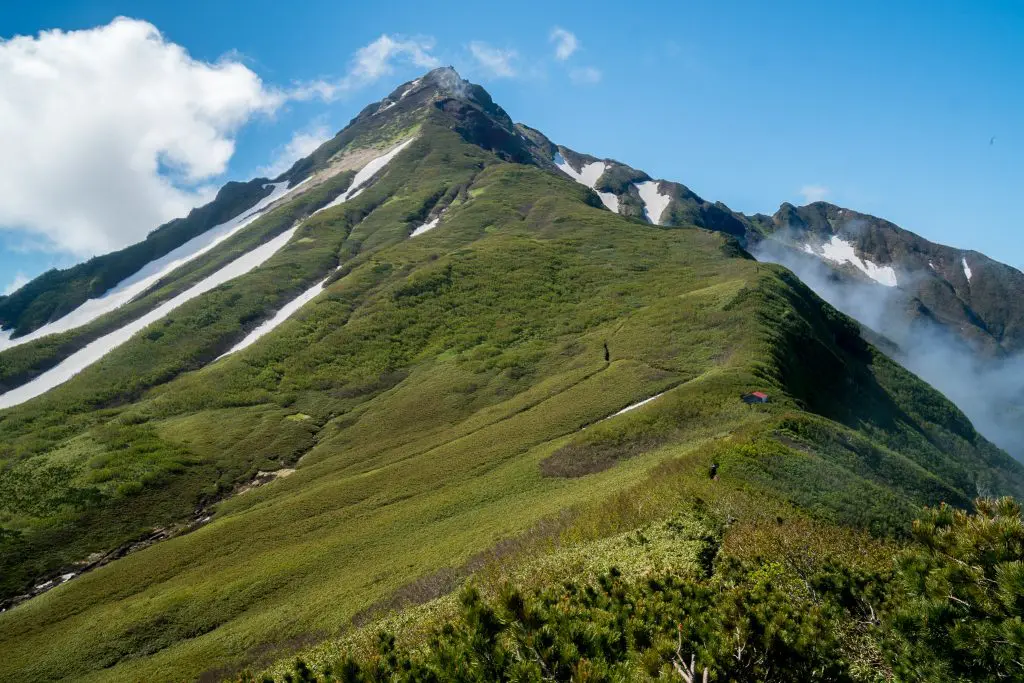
left=0, top=68, right=1021, bottom=682
left=541, top=132, right=1024, bottom=460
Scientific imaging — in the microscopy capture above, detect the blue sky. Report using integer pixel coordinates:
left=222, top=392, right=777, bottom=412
left=1, top=0, right=1022, bottom=293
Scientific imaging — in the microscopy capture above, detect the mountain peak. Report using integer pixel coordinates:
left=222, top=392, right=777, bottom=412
left=422, top=65, right=468, bottom=94
left=379, top=66, right=488, bottom=110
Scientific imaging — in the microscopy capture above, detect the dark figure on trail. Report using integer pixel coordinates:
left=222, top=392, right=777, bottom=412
left=709, top=462, right=719, bottom=480
left=603, top=342, right=610, bottom=362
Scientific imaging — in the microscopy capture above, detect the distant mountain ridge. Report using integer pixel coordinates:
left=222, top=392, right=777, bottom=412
left=540, top=143, right=1024, bottom=358
left=769, top=201, right=1024, bottom=355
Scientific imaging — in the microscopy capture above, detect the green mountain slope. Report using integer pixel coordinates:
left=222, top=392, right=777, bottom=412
left=0, top=68, right=1021, bottom=682
left=541, top=131, right=1024, bottom=462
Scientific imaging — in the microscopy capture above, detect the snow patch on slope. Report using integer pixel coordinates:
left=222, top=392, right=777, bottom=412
left=400, top=79, right=421, bottom=98
left=552, top=152, right=577, bottom=179
left=635, top=181, right=670, bottom=226
left=218, top=275, right=329, bottom=359
left=962, top=257, right=973, bottom=282
left=0, top=138, right=418, bottom=405
left=817, top=236, right=898, bottom=287
left=0, top=228, right=299, bottom=409
left=0, top=180, right=308, bottom=351
left=577, top=162, right=605, bottom=188
left=596, top=192, right=619, bottom=213
left=554, top=152, right=603, bottom=186
left=410, top=217, right=440, bottom=237
left=553, top=152, right=619, bottom=213
left=314, top=138, right=415, bottom=216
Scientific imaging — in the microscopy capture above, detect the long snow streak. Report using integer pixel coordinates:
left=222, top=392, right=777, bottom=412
left=610, top=391, right=666, bottom=418
left=218, top=276, right=329, bottom=359
left=635, top=181, right=670, bottom=226
left=553, top=152, right=619, bottom=213
left=962, top=257, right=973, bottom=282
left=314, top=138, right=417, bottom=216
left=0, top=228, right=298, bottom=409
left=0, top=180, right=307, bottom=351
left=410, top=217, right=440, bottom=237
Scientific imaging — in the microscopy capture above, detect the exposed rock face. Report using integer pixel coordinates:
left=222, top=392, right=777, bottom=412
left=768, top=201, right=1024, bottom=356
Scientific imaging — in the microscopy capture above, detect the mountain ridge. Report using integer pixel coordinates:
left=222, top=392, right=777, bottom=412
left=5, top=66, right=1020, bottom=358
left=0, top=66, right=1020, bottom=452
left=0, top=66, right=1022, bottom=681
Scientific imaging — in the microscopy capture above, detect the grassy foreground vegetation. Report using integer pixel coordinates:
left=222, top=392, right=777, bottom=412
left=255, top=497, right=1024, bottom=682
left=0, top=114, right=1021, bottom=682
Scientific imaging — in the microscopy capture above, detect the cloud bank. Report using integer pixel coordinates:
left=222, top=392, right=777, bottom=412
left=297, top=34, right=439, bottom=100
left=0, top=17, right=281, bottom=257
left=258, top=125, right=332, bottom=178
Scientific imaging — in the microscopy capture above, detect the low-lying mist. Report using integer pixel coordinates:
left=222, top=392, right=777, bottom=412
left=754, top=238, right=1024, bottom=460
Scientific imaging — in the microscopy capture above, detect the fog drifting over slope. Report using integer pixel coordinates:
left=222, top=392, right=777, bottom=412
left=754, top=238, right=1024, bottom=460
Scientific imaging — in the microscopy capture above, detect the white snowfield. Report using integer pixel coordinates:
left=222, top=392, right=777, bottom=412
left=0, top=179, right=307, bottom=351
left=635, top=180, right=670, bottom=226
left=817, top=235, right=898, bottom=287
left=962, top=257, right=973, bottom=281
left=0, top=227, right=299, bottom=409
left=313, top=138, right=416, bottom=216
left=597, top=191, right=620, bottom=214
left=410, top=217, right=440, bottom=237
left=553, top=152, right=619, bottom=213
left=218, top=274, right=330, bottom=360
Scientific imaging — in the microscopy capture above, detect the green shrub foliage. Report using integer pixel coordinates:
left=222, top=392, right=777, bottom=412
left=252, top=499, right=1024, bottom=683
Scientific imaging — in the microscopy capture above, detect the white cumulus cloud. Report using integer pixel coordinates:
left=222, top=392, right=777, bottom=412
left=569, top=66, right=602, bottom=84
left=0, top=20, right=441, bottom=262
left=298, top=34, right=439, bottom=99
left=799, top=184, right=830, bottom=204
left=258, top=124, right=332, bottom=178
left=0, top=17, right=283, bottom=257
left=550, top=28, right=579, bottom=61
left=468, top=41, right=518, bottom=78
